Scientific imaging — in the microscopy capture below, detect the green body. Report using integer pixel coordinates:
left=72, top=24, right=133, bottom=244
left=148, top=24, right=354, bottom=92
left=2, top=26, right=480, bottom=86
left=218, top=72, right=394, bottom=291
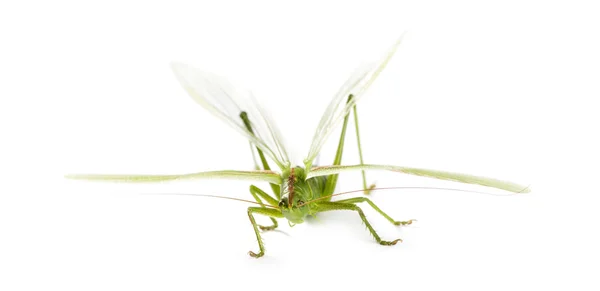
left=242, top=94, right=413, bottom=258
left=279, top=167, right=327, bottom=224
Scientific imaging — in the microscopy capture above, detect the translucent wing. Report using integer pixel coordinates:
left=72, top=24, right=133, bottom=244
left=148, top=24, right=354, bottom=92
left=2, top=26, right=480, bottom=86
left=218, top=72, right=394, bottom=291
left=171, top=62, right=290, bottom=170
left=66, top=170, right=282, bottom=184
left=306, top=164, right=530, bottom=193
left=304, top=35, right=405, bottom=169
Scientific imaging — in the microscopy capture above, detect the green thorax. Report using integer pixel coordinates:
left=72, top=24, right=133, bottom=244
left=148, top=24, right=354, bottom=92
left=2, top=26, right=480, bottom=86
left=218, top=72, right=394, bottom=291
left=279, top=166, right=328, bottom=224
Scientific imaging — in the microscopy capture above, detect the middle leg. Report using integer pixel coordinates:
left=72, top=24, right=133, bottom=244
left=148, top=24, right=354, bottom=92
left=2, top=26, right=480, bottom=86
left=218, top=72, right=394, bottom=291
left=316, top=201, right=402, bottom=245
left=335, top=197, right=416, bottom=226
left=249, top=185, right=279, bottom=231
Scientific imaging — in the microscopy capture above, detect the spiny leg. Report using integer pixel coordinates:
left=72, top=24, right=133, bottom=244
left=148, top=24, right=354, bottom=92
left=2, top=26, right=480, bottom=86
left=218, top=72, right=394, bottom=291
left=352, top=103, right=376, bottom=194
left=249, top=185, right=279, bottom=231
left=322, top=94, right=375, bottom=197
left=247, top=207, right=284, bottom=258
left=322, top=96, right=352, bottom=197
left=316, top=201, right=402, bottom=245
left=335, top=197, right=416, bottom=226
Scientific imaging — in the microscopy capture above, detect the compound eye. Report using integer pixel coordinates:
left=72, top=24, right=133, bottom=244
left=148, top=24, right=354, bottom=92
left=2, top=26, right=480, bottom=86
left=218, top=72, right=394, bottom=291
left=297, top=200, right=304, bottom=206
left=278, top=199, right=286, bottom=207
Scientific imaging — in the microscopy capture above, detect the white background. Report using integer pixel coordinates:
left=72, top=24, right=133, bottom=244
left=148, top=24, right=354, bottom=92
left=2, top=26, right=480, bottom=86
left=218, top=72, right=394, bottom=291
left=1, top=0, right=599, bottom=290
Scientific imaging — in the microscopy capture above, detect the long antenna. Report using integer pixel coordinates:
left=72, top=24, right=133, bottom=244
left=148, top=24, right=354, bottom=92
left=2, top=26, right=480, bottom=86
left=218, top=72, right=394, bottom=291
left=143, top=193, right=278, bottom=209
